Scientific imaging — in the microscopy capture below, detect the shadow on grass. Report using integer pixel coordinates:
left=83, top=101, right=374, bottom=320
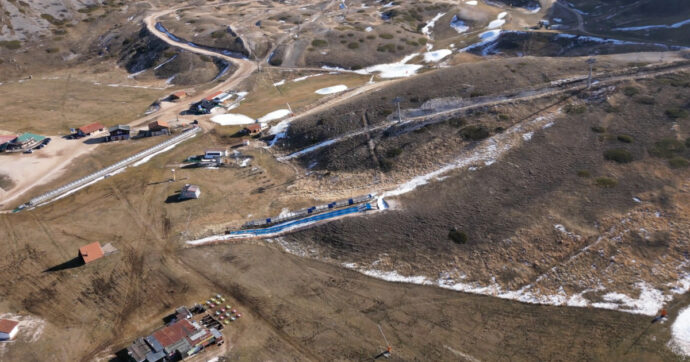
left=44, top=257, right=84, bottom=272
left=165, top=194, right=188, bottom=204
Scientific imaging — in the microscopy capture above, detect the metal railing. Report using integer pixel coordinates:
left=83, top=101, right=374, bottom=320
left=27, top=126, right=201, bottom=207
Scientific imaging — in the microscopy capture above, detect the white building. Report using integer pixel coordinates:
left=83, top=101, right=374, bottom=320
left=180, top=184, right=201, bottom=200
left=0, top=319, right=19, bottom=340
left=204, top=148, right=228, bottom=160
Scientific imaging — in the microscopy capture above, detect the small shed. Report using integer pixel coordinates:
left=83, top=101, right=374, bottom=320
left=79, top=242, right=104, bottom=264
left=170, top=91, right=188, bottom=101
left=244, top=124, right=262, bottom=135
left=204, top=147, right=228, bottom=160
left=0, top=319, right=19, bottom=340
left=180, top=184, right=201, bottom=200
left=148, top=120, right=170, bottom=136
left=204, top=91, right=224, bottom=102
left=77, top=122, right=106, bottom=137
left=107, top=125, right=131, bottom=141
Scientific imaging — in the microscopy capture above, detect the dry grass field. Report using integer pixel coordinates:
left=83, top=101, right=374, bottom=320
left=2, top=0, right=690, bottom=360
left=0, top=78, right=167, bottom=135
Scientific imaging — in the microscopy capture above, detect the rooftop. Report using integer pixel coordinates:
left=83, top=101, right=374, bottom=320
left=205, top=91, right=224, bottom=101
left=183, top=184, right=200, bottom=192
left=148, top=120, right=170, bottom=129
left=78, top=122, right=106, bottom=134
left=79, top=242, right=104, bottom=264
left=0, top=135, right=17, bottom=144
left=15, top=133, right=46, bottom=144
left=0, top=319, right=19, bottom=334
left=108, top=125, right=131, bottom=132
left=245, top=124, right=261, bottom=132
left=152, top=319, right=195, bottom=348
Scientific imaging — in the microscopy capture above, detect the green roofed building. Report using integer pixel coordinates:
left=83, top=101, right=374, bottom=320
left=1, top=133, right=46, bottom=152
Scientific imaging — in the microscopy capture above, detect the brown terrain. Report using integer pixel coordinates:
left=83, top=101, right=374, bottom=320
left=1, top=0, right=690, bottom=361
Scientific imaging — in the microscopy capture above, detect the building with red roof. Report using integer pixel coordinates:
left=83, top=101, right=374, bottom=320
left=204, top=91, right=224, bottom=102
left=0, top=319, right=19, bottom=340
left=77, top=122, right=106, bottom=136
left=78, top=242, right=104, bottom=264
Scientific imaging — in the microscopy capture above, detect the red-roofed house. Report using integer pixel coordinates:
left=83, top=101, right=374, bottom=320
left=204, top=91, right=224, bottom=102
left=79, top=242, right=104, bottom=264
left=0, top=319, right=19, bottom=340
left=0, top=134, right=17, bottom=151
left=148, top=120, right=170, bottom=137
left=77, top=122, right=106, bottom=137
left=244, top=123, right=262, bottom=135
left=170, top=91, right=188, bottom=101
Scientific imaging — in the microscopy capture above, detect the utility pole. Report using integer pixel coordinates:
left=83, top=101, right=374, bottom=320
left=586, top=58, right=596, bottom=89
left=393, top=97, right=403, bottom=123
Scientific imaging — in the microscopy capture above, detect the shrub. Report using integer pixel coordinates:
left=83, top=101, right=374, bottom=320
left=269, top=57, right=282, bottom=66
left=311, top=39, right=328, bottom=47
left=385, top=148, right=402, bottom=158
left=347, top=42, right=359, bottom=49
left=649, top=138, right=686, bottom=158
left=669, top=157, right=689, bottom=169
left=459, top=125, right=490, bottom=141
left=418, top=38, right=427, bottom=45
left=623, top=86, right=640, bottom=97
left=603, top=148, right=633, bottom=163
left=448, top=229, right=468, bottom=244
left=379, top=159, right=393, bottom=172
left=665, top=107, right=689, bottom=119
left=591, top=125, right=606, bottom=133
left=686, top=137, right=690, bottom=148
left=45, top=47, right=59, bottom=53
left=447, top=118, right=465, bottom=128
left=564, top=104, right=586, bottom=114
left=497, top=114, right=509, bottom=121
left=635, top=96, right=655, bottom=105
left=379, top=33, right=394, bottom=39
left=595, top=177, right=618, bottom=188
left=41, top=13, right=65, bottom=26
left=577, top=170, right=591, bottom=178
left=211, top=30, right=226, bottom=38
left=617, top=134, right=633, bottom=143
left=366, top=35, right=376, bottom=39
left=377, top=44, right=396, bottom=52
left=0, top=40, right=21, bottom=50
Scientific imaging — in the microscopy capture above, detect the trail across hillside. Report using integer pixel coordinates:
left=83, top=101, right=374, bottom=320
left=278, top=60, right=690, bottom=160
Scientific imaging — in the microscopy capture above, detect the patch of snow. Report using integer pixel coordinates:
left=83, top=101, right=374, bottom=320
left=258, top=109, right=291, bottom=122
left=132, top=143, right=178, bottom=167
left=450, top=15, right=469, bottom=33
left=321, top=65, right=348, bottom=71
left=293, top=73, right=324, bottom=82
left=210, top=113, right=256, bottom=126
left=613, top=18, right=690, bottom=32
left=633, top=197, right=641, bottom=203
left=365, top=26, right=373, bottom=32
left=280, top=139, right=337, bottom=160
left=465, top=0, right=478, bottom=5
left=273, top=79, right=286, bottom=87
left=354, top=54, right=423, bottom=78
left=315, top=84, right=348, bottom=95
left=424, top=49, right=452, bottom=62
left=422, top=12, right=446, bottom=38
left=522, top=131, right=533, bottom=141
left=670, top=305, right=690, bottom=356
left=487, top=12, right=507, bottom=29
